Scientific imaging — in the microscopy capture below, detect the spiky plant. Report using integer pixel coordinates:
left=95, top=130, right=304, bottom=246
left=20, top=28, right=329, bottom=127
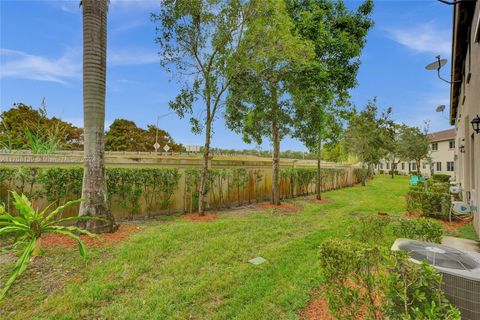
left=0, top=192, right=97, bottom=300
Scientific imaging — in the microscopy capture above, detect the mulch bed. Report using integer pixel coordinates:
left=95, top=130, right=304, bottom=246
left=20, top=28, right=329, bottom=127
left=309, top=197, right=334, bottom=204
left=402, top=212, right=472, bottom=231
left=258, top=202, right=301, bottom=213
left=300, top=289, right=333, bottom=320
left=181, top=213, right=219, bottom=222
left=41, top=225, right=140, bottom=248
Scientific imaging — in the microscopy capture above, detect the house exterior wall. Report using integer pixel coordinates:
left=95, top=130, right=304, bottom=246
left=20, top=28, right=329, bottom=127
left=450, top=3, right=480, bottom=236
left=375, top=132, right=455, bottom=178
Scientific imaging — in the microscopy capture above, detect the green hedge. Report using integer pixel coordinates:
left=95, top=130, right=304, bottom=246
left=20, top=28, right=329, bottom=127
left=432, top=174, right=451, bottom=182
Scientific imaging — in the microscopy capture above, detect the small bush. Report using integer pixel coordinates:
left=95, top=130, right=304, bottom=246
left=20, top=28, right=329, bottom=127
left=392, top=218, right=444, bottom=243
left=406, top=188, right=450, bottom=219
left=349, top=215, right=391, bottom=244
left=319, top=239, right=384, bottom=319
left=432, top=174, right=451, bottom=182
left=384, top=252, right=461, bottom=320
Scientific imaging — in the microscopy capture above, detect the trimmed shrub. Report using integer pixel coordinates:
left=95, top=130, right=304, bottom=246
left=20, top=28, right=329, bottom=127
left=349, top=215, right=391, bottom=245
left=318, top=239, right=384, bottom=319
left=432, top=174, right=451, bottom=182
left=384, top=253, right=461, bottom=320
left=392, top=218, right=444, bottom=243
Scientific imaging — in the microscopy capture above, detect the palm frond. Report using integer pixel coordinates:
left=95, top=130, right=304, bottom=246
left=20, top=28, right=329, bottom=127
left=44, top=199, right=82, bottom=222
left=51, top=230, right=88, bottom=262
left=0, top=238, right=36, bottom=300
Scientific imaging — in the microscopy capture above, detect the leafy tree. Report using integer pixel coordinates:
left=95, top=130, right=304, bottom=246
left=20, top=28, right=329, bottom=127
left=225, top=0, right=314, bottom=205
left=398, top=125, right=431, bottom=176
left=105, top=119, right=183, bottom=152
left=80, top=0, right=117, bottom=233
left=286, top=0, right=373, bottom=199
left=0, top=103, right=83, bottom=151
left=152, top=0, right=255, bottom=214
left=345, top=98, right=389, bottom=185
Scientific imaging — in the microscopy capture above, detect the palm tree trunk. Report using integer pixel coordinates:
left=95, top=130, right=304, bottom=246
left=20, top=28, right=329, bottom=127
left=79, top=0, right=117, bottom=233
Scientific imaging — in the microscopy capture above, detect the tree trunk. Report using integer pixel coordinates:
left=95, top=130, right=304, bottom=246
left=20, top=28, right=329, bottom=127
left=198, top=120, right=211, bottom=215
left=271, top=82, right=280, bottom=205
left=271, top=119, right=281, bottom=205
left=79, top=0, right=117, bottom=233
left=416, top=160, right=421, bottom=177
left=391, top=157, right=395, bottom=179
left=316, top=139, right=322, bottom=200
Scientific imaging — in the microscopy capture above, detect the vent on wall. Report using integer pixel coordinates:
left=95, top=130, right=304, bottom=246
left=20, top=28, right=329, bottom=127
left=392, top=238, right=480, bottom=320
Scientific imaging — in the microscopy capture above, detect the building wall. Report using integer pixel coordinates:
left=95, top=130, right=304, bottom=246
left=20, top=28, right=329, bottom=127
left=453, top=3, right=480, bottom=234
left=376, top=138, right=455, bottom=177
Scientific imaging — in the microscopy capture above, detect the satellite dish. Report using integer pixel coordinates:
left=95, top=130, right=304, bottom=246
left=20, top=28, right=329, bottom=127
left=436, top=105, right=446, bottom=112
left=425, top=58, right=447, bottom=70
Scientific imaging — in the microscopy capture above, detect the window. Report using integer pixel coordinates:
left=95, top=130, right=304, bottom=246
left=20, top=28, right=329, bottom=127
left=386, top=163, right=390, bottom=170
left=422, top=162, right=427, bottom=169
left=401, top=163, right=405, bottom=170
left=447, top=161, right=454, bottom=172
left=431, top=143, right=438, bottom=151
left=412, top=163, right=416, bottom=171
left=449, top=140, right=455, bottom=149
left=380, top=164, right=383, bottom=170
left=436, top=162, right=442, bottom=172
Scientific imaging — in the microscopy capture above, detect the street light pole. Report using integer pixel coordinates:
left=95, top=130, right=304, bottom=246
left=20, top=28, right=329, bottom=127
left=154, top=111, right=175, bottom=152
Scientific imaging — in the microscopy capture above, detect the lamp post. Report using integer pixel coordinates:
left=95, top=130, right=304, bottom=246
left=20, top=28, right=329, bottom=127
left=154, top=111, right=175, bottom=152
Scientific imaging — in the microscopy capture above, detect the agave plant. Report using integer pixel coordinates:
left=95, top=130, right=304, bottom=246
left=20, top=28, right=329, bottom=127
left=0, top=192, right=98, bottom=300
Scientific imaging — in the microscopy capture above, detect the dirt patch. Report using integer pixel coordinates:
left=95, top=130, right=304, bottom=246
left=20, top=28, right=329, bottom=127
left=182, top=213, right=219, bottom=222
left=41, top=224, right=140, bottom=248
left=309, top=197, right=334, bottom=204
left=258, top=202, right=301, bottom=213
left=300, top=289, right=333, bottom=320
left=402, top=212, right=472, bottom=231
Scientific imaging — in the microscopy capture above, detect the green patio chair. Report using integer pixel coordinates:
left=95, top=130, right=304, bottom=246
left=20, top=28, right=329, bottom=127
left=410, top=175, right=419, bottom=186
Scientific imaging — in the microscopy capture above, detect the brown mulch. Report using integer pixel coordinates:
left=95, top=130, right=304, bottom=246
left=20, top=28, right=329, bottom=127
left=182, top=213, right=219, bottom=222
left=402, top=212, right=472, bottom=231
left=41, top=225, right=140, bottom=248
left=300, top=289, right=333, bottom=320
left=258, top=202, right=301, bottom=213
left=309, top=197, right=334, bottom=204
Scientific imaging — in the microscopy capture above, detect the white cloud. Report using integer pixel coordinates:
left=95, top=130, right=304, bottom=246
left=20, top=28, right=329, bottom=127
left=385, top=21, right=451, bottom=56
left=0, top=47, right=158, bottom=84
left=0, top=48, right=80, bottom=84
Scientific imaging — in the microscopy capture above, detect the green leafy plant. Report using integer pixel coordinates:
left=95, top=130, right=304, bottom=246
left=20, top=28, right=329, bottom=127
left=392, top=218, right=444, bottom=243
left=384, top=252, right=461, bottom=320
left=432, top=174, right=451, bottom=183
left=318, top=238, right=384, bottom=319
left=349, top=215, right=392, bottom=245
left=0, top=192, right=97, bottom=300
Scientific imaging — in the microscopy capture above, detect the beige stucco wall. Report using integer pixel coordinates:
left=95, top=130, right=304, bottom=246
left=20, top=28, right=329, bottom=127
left=453, top=3, right=480, bottom=235
left=376, top=138, right=455, bottom=177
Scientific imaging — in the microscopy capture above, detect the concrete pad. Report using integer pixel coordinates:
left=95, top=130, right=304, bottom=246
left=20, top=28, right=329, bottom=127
left=442, top=236, right=480, bottom=253
left=248, top=257, right=266, bottom=265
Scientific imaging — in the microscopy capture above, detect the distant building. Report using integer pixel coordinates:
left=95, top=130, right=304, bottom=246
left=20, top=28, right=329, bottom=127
left=376, top=129, right=456, bottom=177
left=449, top=2, right=479, bottom=235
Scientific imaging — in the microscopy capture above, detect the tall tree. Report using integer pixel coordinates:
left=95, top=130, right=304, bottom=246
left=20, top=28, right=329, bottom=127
left=287, top=0, right=373, bottom=199
left=225, top=0, right=314, bottom=205
left=79, top=0, right=117, bottom=233
left=152, top=0, right=255, bottom=215
left=383, top=120, right=406, bottom=179
left=398, top=125, right=431, bottom=176
left=344, top=98, right=388, bottom=186
left=105, top=119, right=183, bottom=152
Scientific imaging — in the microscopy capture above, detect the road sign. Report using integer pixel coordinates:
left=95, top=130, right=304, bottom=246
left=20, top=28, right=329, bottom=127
left=163, top=144, right=170, bottom=152
left=153, top=142, right=160, bottom=151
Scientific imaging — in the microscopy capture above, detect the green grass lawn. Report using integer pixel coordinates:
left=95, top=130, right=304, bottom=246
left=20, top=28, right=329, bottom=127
left=1, top=176, right=411, bottom=319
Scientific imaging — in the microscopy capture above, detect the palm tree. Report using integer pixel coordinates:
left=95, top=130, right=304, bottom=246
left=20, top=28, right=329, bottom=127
left=79, top=0, right=117, bottom=233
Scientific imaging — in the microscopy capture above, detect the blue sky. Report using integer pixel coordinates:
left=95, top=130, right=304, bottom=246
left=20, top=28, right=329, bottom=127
left=0, top=0, right=454, bottom=151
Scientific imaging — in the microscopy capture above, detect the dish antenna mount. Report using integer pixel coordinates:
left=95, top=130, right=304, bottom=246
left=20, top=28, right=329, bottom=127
left=425, top=55, right=461, bottom=84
